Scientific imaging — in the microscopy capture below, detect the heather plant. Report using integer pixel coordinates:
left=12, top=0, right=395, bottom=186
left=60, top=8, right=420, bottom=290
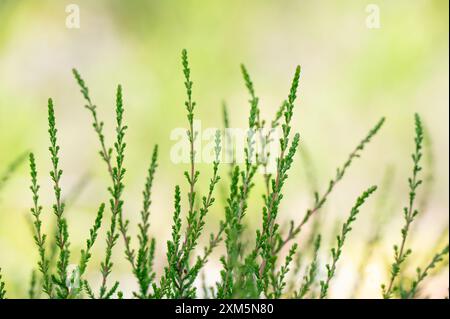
left=0, top=151, right=28, bottom=299
left=381, top=114, right=449, bottom=299
left=0, top=151, right=28, bottom=197
left=159, top=50, right=223, bottom=299
left=72, top=70, right=127, bottom=299
left=319, top=186, right=378, bottom=298
left=294, top=235, right=321, bottom=298
left=27, top=101, right=105, bottom=299
left=382, top=114, right=424, bottom=299
left=0, top=51, right=448, bottom=299
left=0, top=268, right=6, bottom=299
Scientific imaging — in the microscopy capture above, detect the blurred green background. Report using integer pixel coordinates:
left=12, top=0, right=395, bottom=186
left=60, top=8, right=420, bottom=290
left=0, top=0, right=448, bottom=298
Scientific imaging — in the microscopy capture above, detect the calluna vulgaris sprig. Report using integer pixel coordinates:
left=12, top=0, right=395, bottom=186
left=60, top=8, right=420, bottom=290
left=404, top=244, right=449, bottom=298
left=217, top=64, right=301, bottom=299
left=28, top=270, right=37, bottom=299
left=47, top=98, right=71, bottom=298
left=217, top=64, right=264, bottom=299
left=0, top=268, right=6, bottom=299
left=29, top=152, right=53, bottom=297
left=161, top=50, right=223, bottom=299
left=276, top=117, right=385, bottom=255
left=295, top=235, right=321, bottom=298
left=0, top=51, right=447, bottom=299
left=27, top=103, right=106, bottom=299
left=72, top=69, right=127, bottom=299
left=0, top=151, right=28, bottom=195
left=351, top=165, right=395, bottom=297
left=382, top=113, right=424, bottom=299
left=132, top=145, right=158, bottom=298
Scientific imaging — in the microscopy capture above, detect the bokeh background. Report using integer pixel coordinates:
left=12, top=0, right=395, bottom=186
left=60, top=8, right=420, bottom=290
left=0, top=0, right=448, bottom=298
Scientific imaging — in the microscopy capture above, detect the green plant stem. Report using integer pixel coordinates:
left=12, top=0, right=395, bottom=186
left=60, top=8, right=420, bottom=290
left=295, top=235, right=321, bottom=298
left=0, top=268, right=6, bottom=299
left=276, top=117, right=385, bottom=254
left=382, top=114, right=423, bottom=299
left=320, top=186, right=377, bottom=299
left=73, top=69, right=125, bottom=298
left=134, top=145, right=158, bottom=298
left=47, top=98, right=71, bottom=299
left=406, top=245, right=449, bottom=298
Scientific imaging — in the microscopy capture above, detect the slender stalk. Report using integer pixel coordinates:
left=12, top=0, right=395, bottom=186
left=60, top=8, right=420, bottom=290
left=406, top=245, right=449, bottom=298
left=295, top=235, right=321, bottom=298
left=258, top=65, right=301, bottom=282
left=28, top=270, right=37, bottom=299
left=73, top=69, right=125, bottom=298
left=47, top=98, right=71, bottom=298
left=320, top=186, right=377, bottom=299
left=382, top=114, right=424, bottom=299
left=134, top=145, right=158, bottom=298
left=0, top=151, right=28, bottom=194
left=28, top=153, right=53, bottom=298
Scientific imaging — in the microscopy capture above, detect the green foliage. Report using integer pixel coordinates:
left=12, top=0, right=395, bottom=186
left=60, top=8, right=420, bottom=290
left=275, top=117, right=385, bottom=257
left=0, top=52, right=447, bottom=300
left=216, top=64, right=266, bottom=299
left=319, top=186, right=378, bottom=298
left=26, top=101, right=107, bottom=299
left=73, top=70, right=128, bottom=299
left=261, top=67, right=299, bottom=298
left=404, top=245, right=449, bottom=299
left=79, top=204, right=104, bottom=276
left=163, top=185, right=183, bottom=298
left=132, top=145, right=159, bottom=298
left=217, top=64, right=302, bottom=299
left=295, top=235, right=321, bottom=298
left=29, top=152, right=53, bottom=297
left=28, top=270, right=37, bottom=299
left=271, top=243, right=298, bottom=299
left=0, top=151, right=28, bottom=196
left=160, top=50, right=223, bottom=299
left=47, top=98, right=71, bottom=298
left=217, top=165, right=241, bottom=298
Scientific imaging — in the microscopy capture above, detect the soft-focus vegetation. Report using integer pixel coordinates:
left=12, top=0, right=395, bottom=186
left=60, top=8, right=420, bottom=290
left=0, top=1, right=448, bottom=298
